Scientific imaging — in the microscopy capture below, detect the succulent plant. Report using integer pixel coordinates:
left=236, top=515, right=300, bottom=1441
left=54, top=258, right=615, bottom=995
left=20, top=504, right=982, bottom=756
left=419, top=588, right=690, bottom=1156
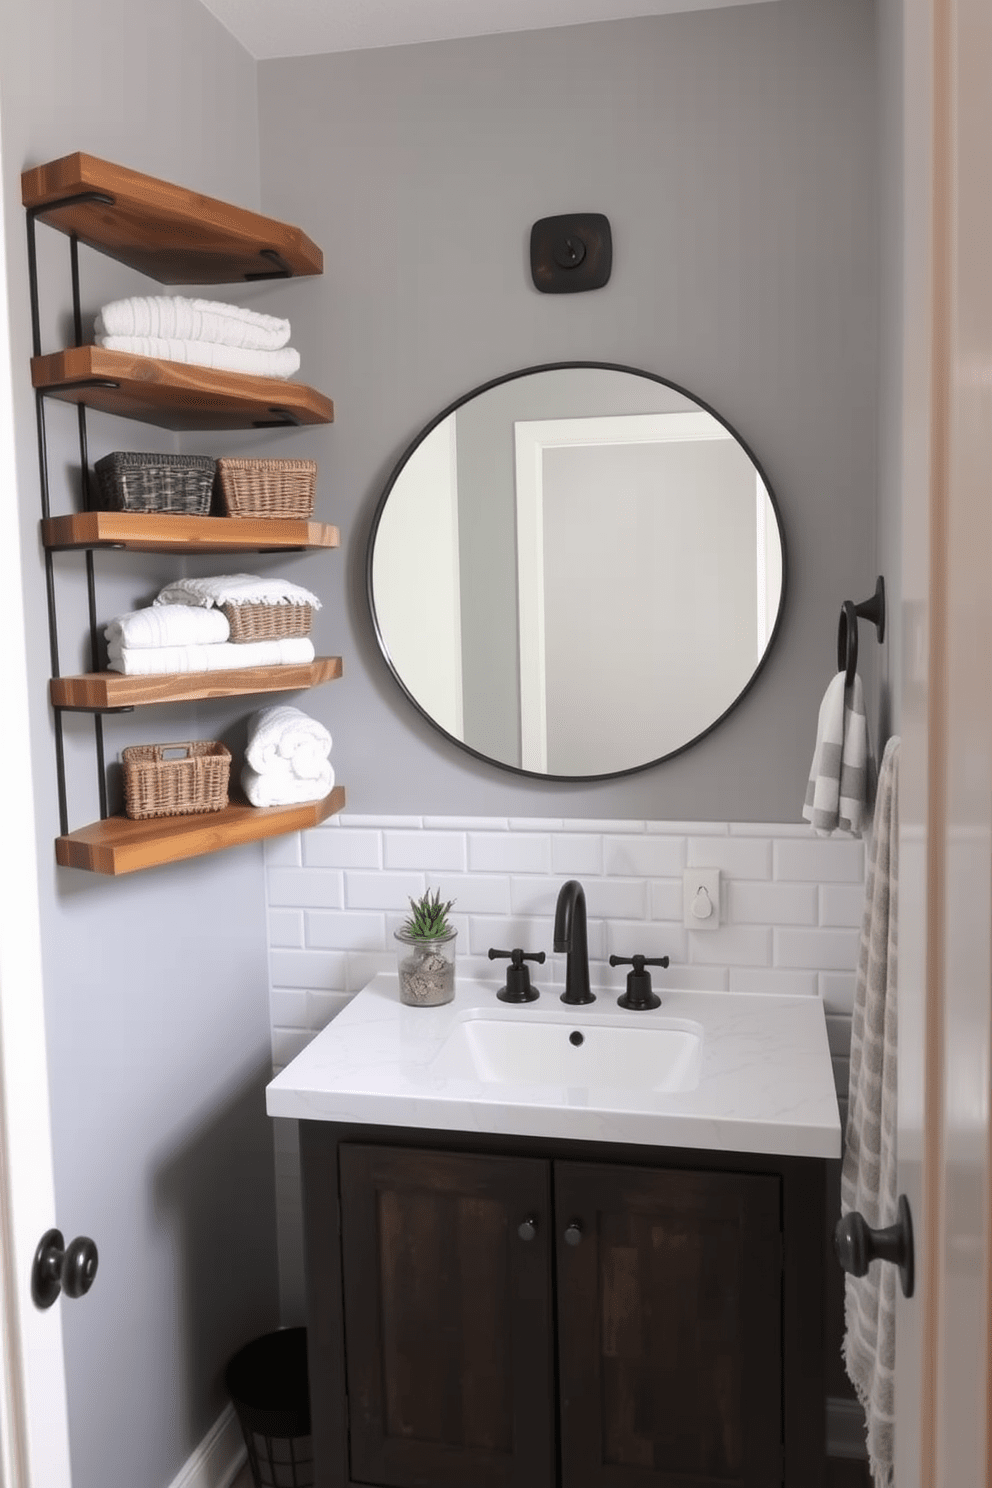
left=401, top=888, right=456, bottom=941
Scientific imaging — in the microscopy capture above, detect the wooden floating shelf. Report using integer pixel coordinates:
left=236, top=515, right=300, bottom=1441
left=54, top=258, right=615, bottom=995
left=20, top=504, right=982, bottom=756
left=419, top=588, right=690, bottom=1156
left=51, top=657, right=343, bottom=711
left=43, top=511, right=339, bottom=554
left=32, top=346, right=335, bottom=431
left=55, top=786, right=346, bottom=875
left=21, top=152, right=323, bottom=283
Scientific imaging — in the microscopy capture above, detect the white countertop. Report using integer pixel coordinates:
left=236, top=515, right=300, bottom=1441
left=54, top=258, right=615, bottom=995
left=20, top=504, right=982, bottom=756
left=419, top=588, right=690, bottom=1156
left=266, top=975, right=842, bottom=1160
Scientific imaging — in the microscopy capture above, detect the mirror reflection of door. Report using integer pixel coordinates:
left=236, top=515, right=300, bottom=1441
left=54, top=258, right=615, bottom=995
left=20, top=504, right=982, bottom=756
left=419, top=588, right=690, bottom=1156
left=514, top=411, right=782, bottom=775
left=367, top=365, right=786, bottom=780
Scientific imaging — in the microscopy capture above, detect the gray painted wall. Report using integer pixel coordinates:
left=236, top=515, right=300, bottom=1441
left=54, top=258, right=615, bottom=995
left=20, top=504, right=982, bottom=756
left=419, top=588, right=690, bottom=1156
left=1, top=3, right=281, bottom=1486
left=257, top=0, right=879, bottom=820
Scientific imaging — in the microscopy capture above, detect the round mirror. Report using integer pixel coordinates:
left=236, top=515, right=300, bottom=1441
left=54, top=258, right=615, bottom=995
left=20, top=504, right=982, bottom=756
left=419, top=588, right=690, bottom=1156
left=367, top=363, right=786, bottom=780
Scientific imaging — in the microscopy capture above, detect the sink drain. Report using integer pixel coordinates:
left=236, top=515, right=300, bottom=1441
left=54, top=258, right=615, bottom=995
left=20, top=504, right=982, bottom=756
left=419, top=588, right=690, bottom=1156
left=569, top=1031, right=584, bottom=1047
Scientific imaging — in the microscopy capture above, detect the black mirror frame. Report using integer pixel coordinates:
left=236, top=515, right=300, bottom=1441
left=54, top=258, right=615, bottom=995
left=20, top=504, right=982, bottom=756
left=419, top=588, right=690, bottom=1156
left=366, top=361, right=788, bottom=782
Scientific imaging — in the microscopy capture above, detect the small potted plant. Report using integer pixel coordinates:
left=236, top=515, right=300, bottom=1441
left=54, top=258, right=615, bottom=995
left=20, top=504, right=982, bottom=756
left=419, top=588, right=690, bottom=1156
left=395, top=889, right=457, bottom=1006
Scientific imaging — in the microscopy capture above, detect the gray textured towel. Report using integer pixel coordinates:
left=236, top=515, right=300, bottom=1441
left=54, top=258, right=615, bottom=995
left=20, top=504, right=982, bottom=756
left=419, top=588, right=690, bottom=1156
left=841, top=734, right=900, bottom=1487
left=803, top=670, right=875, bottom=836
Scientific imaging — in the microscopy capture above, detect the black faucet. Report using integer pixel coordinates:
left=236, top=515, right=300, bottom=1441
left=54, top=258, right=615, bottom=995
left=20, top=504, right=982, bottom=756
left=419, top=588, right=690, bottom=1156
left=554, top=880, right=595, bottom=1005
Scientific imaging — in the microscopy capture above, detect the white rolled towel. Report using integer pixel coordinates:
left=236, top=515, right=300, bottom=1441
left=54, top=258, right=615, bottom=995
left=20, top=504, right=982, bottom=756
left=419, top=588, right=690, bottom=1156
left=154, top=574, right=322, bottom=611
left=96, top=295, right=291, bottom=350
left=107, top=637, right=315, bottom=675
left=95, top=334, right=301, bottom=381
left=241, top=758, right=334, bottom=808
left=105, top=604, right=230, bottom=650
left=245, top=705, right=332, bottom=776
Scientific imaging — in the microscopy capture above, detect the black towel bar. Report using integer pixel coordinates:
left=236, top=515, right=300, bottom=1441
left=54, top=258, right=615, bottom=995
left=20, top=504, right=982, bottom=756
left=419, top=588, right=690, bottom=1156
left=837, top=576, right=886, bottom=686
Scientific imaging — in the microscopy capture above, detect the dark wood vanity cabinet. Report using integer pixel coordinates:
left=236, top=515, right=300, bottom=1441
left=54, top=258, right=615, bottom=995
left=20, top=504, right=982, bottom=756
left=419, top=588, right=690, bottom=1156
left=300, top=1124, right=826, bottom=1488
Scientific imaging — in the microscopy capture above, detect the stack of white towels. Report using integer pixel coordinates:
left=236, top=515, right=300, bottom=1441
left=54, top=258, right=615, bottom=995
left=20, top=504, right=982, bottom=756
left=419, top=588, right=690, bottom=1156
left=95, top=294, right=300, bottom=380
left=242, top=705, right=334, bottom=808
left=105, top=574, right=321, bottom=675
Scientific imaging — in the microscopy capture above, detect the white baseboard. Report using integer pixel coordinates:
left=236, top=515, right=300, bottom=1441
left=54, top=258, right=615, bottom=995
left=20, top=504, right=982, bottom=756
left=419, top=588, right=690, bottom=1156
left=826, top=1395, right=868, bottom=1460
left=166, top=1404, right=248, bottom=1488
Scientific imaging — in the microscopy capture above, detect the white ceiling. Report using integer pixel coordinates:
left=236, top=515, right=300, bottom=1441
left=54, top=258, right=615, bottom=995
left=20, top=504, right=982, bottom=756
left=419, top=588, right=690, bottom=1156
left=196, top=0, right=779, bottom=61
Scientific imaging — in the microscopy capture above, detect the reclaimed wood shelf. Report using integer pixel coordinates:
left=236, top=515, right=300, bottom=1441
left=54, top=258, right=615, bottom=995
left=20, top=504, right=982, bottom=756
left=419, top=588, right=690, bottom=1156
left=21, top=152, right=323, bottom=283
left=42, top=511, right=339, bottom=554
left=32, top=346, right=334, bottom=431
left=51, top=657, right=343, bottom=711
left=55, top=786, right=346, bottom=875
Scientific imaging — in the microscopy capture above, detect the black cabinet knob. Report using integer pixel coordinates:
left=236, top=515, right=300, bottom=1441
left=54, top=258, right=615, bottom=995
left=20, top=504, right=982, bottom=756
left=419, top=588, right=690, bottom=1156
left=564, top=1220, right=583, bottom=1247
left=834, top=1194, right=914, bottom=1298
left=517, top=1216, right=538, bottom=1242
left=32, top=1228, right=99, bottom=1309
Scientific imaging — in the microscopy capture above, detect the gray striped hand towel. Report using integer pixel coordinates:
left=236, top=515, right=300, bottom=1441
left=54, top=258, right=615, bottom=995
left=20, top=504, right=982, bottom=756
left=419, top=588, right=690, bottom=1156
left=803, top=671, right=874, bottom=836
left=841, top=734, right=899, bottom=1487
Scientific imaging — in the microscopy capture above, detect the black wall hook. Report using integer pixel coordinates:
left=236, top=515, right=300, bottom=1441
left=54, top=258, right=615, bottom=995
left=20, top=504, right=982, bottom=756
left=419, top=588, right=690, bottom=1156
left=837, top=576, right=885, bottom=685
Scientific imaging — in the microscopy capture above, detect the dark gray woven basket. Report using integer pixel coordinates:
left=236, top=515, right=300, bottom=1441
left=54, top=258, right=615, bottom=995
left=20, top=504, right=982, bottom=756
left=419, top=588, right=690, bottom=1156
left=94, top=452, right=217, bottom=514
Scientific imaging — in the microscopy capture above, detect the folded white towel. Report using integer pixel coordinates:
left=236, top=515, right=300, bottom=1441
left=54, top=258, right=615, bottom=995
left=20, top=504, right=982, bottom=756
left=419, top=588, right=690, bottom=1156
left=154, top=574, right=322, bottom=611
left=245, top=704, right=332, bottom=776
left=107, top=637, right=314, bottom=675
left=96, top=295, right=291, bottom=350
left=104, top=604, right=230, bottom=650
left=802, top=671, right=874, bottom=837
left=241, top=759, right=335, bottom=808
left=95, top=334, right=300, bottom=381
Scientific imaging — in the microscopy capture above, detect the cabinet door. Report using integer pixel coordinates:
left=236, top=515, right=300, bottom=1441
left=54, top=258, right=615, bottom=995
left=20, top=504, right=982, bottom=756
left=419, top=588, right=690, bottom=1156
left=555, top=1161, right=783, bottom=1488
left=339, top=1143, right=554, bottom=1488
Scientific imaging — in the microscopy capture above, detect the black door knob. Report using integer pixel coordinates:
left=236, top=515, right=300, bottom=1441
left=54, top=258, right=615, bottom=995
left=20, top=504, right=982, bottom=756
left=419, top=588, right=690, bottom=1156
left=564, top=1220, right=583, bottom=1247
left=32, top=1229, right=99, bottom=1309
left=517, top=1216, right=538, bottom=1242
left=834, top=1193, right=914, bottom=1298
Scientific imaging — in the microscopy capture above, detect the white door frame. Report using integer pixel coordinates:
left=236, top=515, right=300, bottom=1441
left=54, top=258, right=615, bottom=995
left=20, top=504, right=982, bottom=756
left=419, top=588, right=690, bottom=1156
left=0, top=95, right=73, bottom=1488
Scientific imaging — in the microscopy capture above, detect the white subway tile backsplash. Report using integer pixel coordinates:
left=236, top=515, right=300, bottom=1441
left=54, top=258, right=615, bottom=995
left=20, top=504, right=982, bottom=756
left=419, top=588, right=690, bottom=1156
left=345, top=870, right=425, bottom=909
left=303, top=829, right=382, bottom=870
left=383, top=831, right=467, bottom=872
left=338, top=813, right=420, bottom=829
left=269, top=868, right=344, bottom=910
left=774, top=838, right=865, bottom=883
left=688, top=836, right=772, bottom=879
left=468, top=832, right=552, bottom=874
left=270, top=987, right=309, bottom=1028
left=266, top=816, right=866, bottom=1063
left=728, top=881, right=818, bottom=926
left=430, top=874, right=512, bottom=914
left=604, top=835, right=686, bottom=877
left=605, top=919, right=685, bottom=964
left=729, top=967, right=818, bottom=997
left=551, top=834, right=604, bottom=876
left=268, top=909, right=305, bottom=948
left=265, top=833, right=302, bottom=868
left=774, top=927, right=860, bottom=972
left=648, top=879, right=684, bottom=921
left=819, top=883, right=866, bottom=928
left=307, top=989, right=353, bottom=1029
left=688, top=925, right=773, bottom=968
left=425, top=815, right=509, bottom=831
left=270, top=948, right=348, bottom=990
left=307, top=910, right=386, bottom=951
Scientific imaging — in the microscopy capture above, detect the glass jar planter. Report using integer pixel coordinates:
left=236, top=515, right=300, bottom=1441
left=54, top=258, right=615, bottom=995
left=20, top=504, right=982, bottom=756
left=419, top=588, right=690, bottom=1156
left=394, top=928, right=457, bottom=1007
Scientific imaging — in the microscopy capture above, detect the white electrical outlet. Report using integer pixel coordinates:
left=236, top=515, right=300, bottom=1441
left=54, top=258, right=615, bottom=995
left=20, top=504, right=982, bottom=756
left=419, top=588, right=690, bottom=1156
left=683, top=868, right=721, bottom=930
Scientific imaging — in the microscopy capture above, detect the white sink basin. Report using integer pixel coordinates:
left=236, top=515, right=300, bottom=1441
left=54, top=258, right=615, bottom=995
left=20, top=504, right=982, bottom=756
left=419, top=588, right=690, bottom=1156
left=431, top=1010, right=703, bottom=1092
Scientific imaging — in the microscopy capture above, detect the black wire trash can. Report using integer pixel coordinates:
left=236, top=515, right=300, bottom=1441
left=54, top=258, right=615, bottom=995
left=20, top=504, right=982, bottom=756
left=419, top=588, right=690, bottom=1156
left=226, top=1327, right=314, bottom=1488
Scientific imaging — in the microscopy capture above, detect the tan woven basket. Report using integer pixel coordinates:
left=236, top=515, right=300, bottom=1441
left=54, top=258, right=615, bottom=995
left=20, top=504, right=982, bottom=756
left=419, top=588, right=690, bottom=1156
left=222, top=602, right=313, bottom=643
left=216, top=458, right=317, bottom=518
left=122, top=741, right=231, bottom=820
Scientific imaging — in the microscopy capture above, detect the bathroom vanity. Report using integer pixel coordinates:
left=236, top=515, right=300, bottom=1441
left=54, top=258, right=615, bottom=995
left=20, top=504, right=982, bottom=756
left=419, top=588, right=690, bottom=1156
left=268, top=976, right=841, bottom=1488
